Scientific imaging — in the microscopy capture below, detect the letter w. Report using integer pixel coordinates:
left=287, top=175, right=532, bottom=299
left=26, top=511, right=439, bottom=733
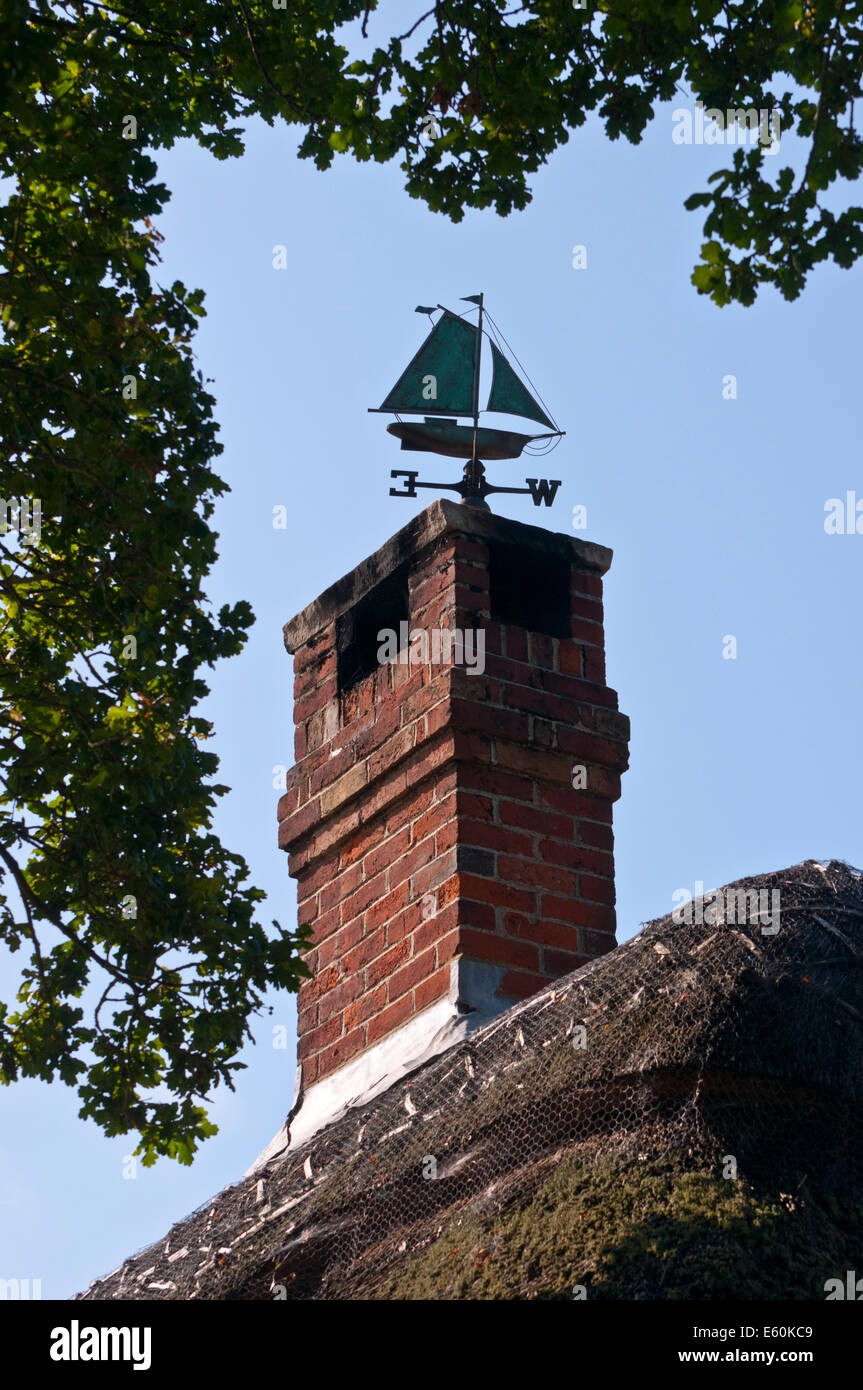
left=525, top=478, right=562, bottom=507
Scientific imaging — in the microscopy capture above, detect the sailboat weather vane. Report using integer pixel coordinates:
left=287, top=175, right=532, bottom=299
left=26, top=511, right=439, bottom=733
left=369, top=294, right=564, bottom=512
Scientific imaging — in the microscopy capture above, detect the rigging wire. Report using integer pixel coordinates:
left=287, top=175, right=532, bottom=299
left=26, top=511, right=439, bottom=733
left=482, top=308, right=561, bottom=434
left=419, top=303, right=563, bottom=456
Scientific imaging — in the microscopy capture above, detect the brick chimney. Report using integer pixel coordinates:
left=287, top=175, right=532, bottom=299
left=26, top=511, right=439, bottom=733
left=271, top=499, right=629, bottom=1150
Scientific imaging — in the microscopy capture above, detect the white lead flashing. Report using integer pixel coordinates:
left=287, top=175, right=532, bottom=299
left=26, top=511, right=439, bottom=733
left=246, top=962, right=515, bottom=1174
left=246, top=998, right=462, bottom=1172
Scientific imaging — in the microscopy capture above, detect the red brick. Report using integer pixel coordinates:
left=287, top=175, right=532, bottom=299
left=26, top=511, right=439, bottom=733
left=404, top=734, right=457, bottom=786
left=364, top=826, right=411, bottom=879
left=577, top=766, right=621, bottom=801
left=412, top=849, right=458, bottom=899
left=434, top=817, right=458, bottom=855
left=434, top=765, right=458, bottom=800
left=540, top=787, right=613, bottom=824
left=276, top=780, right=300, bottom=821
left=497, top=854, right=575, bottom=894
left=294, top=675, right=337, bottom=723
left=319, top=861, right=363, bottom=914
left=542, top=895, right=615, bottom=931
left=452, top=536, right=488, bottom=565
left=579, top=873, right=615, bottom=905
left=340, top=820, right=387, bottom=869
left=308, top=743, right=357, bottom=795
left=388, top=949, right=436, bottom=1003
left=316, top=917, right=362, bottom=969
left=366, top=940, right=410, bottom=988
left=584, top=647, right=606, bottom=683
left=317, top=1027, right=366, bottom=1076
left=505, top=626, right=529, bottom=662
left=280, top=522, right=626, bottom=1085
left=384, top=898, right=426, bottom=946
left=449, top=698, right=530, bottom=743
left=434, top=928, right=462, bottom=966
left=500, top=801, right=572, bottom=839
left=569, top=596, right=603, bottom=621
left=366, top=994, right=414, bottom=1045
left=571, top=571, right=603, bottom=597
left=461, top=820, right=534, bottom=858
left=460, top=765, right=536, bottom=803
left=558, top=643, right=583, bottom=679
left=482, top=620, right=503, bottom=656
left=386, top=835, right=436, bottom=892
left=312, top=806, right=361, bottom=860
left=296, top=998, right=318, bottom=1034
left=498, top=969, right=548, bottom=1001
left=300, top=1015, right=342, bottom=1055
left=458, top=897, right=497, bottom=932
left=504, top=913, right=582, bottom=954
left=413, top=795, right=456, bottom=846
left=456, top=791, right=495, bottom=822
left=385, top=784, right=435, bottom=835
left=500, top=683, right=578, bottom=726
left=538, top=840, right=614, bottom=875
left=302, top=964, right=338, bottom=1003
left=365, top=881, right=410, bottom=931
left=369, top=726, right=417, bottom=782
left=541, top=668, right=617, bottom=710
left=342, top=926, right=386, bottom=976
left=296, top=894, right=317, bottom=928
left=294, top=724, right=308, bottom=761
left=344, top=983, right=387, bottom=1032
left=459, top=928, right=539, bottom=972
left=568, top=618, right=604, bottom=644
left=317, top=975, right=364, bottom=1023
left=578, top=821, right=614, bottom=850
left=341, top=867, right=389, bottom=923
left=415, top=965, right=452, bottom=1011
left=459, top=873, right=538, bottom=914
left=528, top=632, right=555, bottom=670
left=295, top=851, right=341, bottom=904
left=452, top=583, right=489, bottom=614
left=413, top=902, right=460, bottom=954
left=278, top=795, right=322, bottom=850
left=359, top=767, right=408, bottom=822
left=545, top=948, right=590, bottom=975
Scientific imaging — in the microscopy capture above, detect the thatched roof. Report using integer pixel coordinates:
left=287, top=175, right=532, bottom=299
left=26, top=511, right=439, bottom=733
left=77, top=860, right=863, bottom=1301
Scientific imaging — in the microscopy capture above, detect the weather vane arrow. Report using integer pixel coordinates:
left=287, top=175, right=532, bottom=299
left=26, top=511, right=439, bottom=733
left=369, top=294, right=564, bottom=512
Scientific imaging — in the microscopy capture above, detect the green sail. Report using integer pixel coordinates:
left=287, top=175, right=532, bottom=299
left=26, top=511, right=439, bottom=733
left=376, top=310, right=476, bottom=417
left=487, top=342, right=556, bottom=430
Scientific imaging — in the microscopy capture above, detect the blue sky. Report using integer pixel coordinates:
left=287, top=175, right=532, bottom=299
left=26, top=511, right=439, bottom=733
left=2, top=90, right=862, bottom=1300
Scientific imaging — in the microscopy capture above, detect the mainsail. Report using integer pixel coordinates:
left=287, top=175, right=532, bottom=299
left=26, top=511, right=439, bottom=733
left=373, top=310, right=477, bottom=418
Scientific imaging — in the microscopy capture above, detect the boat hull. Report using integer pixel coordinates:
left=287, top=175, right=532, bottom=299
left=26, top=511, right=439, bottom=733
left=387, top=419, right=545, bottom=461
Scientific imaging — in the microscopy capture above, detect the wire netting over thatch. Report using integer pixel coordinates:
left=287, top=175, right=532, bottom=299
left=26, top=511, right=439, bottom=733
left=77, top=860, right=863, bottom=1301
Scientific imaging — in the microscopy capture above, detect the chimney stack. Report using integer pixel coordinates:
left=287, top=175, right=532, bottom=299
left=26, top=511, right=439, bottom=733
left=275, top=500, right=629, bottom=1146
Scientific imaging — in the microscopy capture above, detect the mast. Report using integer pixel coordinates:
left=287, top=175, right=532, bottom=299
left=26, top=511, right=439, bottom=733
left=465, top=292, right=485, bottom=507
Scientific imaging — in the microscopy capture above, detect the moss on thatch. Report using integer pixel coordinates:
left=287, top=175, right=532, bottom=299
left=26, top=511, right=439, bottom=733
left=360, top=1152, right=863, bottom=1301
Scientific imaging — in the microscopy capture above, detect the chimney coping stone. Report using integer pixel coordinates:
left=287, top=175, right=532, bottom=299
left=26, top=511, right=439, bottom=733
left=283, top=499, right=613, bottom=653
